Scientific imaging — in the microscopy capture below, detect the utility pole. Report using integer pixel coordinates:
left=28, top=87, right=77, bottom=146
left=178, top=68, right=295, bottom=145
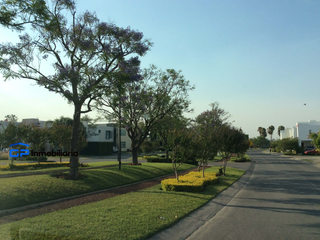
left=117, top=82, right=122, bottom=170
left=118, top=108, right=122, bottom=170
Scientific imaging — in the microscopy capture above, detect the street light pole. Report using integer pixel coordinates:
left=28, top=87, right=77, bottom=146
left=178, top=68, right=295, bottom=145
left=117, top=83, right=122, bottom=170
left=118, top=107, right=122, bottom=170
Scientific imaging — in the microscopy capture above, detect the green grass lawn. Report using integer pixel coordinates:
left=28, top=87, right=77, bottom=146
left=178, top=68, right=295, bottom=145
left=0, top=161, right=120, bottom=175
left=0, top=163, right=195, bottom=211
left=209, top=154, right=251, bottom=162
left=301, top=159, right=314, bottom=163
left=0, top=166, right=245, bottom=240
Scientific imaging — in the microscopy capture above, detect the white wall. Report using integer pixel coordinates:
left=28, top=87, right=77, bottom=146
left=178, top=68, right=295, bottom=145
left=297, top=120, right=320, bottom=141
left=280, top=120, right=320, bottom=146
left=84, top=122, right=114, bottom=143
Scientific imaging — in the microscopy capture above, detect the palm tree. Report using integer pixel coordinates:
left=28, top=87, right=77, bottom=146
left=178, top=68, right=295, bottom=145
left=278, top=126, right=285, bottom=137
left=267, top=125, right=275, bottom=143
left=257, top=127, right=263, bottom=136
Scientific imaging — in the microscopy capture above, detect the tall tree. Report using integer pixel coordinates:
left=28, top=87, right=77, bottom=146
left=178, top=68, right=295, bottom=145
left=0, top=1, right=151, bottom=179
left=49, top=123, right=87, bottom=162
left=167, top=128, right=196, bottom=181
left=0, top=122, right=30, bottom=164
left=4, top=114, right=18, bottom=123
left=250, top=136, right=270, bottom=148
left=96, top=65, right=194, bottom=164
left=0, top=0, right=49, bottom=30
left=153, top=113, right=190, bottom=162
left=278, top=125, right=285, bottom=137
left=219, top=126, right=246, bottom=175
left=193, top=102, right=229, bottom=177
left=309, top=131, right=320, bottom=150
left=27, top=126, right=49, bottom=163
left=267, top=125, right=275, bottom=143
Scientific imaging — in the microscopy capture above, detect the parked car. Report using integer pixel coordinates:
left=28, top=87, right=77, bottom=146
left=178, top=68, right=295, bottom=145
left=304, top=149, right=318, bottom=155
left=305, top=146, right=315, bottom=151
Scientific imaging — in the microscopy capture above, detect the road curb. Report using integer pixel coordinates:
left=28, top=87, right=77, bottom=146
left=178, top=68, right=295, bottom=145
left=148, top=158, right=256, bottom=240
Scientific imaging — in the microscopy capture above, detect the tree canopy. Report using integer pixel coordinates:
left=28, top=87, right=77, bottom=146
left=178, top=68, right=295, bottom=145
left=278, top=125, right=285, bottom=137
left=96, top=65, right=194, bottom=164
left=0, top=0, right=152, bottom=179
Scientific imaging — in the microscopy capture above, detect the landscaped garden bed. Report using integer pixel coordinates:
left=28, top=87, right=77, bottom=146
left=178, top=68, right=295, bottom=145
left=161, top=172, right=219, bottom=192
left=0, top=163, right=195, bottom=211
left=0, top=162, right=89, bottom=171
left=0, top=166, right=245, bottom=240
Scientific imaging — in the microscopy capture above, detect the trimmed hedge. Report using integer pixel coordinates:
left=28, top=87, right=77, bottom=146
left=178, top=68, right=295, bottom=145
left=80, top=142, right=113, bottom=156
left=144, top=156, right=198, bottom=165
left=145, top=156, right=170, bottom=163
left=25, top=156, right=48, bottom=161
left=161, top=172, right=218, bottom=192
left=0, top=162, right=89, bottom=171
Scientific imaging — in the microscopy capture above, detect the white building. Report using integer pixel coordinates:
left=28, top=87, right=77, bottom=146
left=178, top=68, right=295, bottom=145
left=280, top=120, right=320, bottom=147
left=1, top=117, right=132, bottom=153
left=83, top=122, right=132, bottom=151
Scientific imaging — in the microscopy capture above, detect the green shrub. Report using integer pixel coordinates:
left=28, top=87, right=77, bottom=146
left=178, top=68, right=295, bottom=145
left=283, top=151, right=296, bottom=155
left=140, top=140, right=154, bottom=154
left=161, top=172, right=219, bottom=192
left=25, top=156, right=48, bottom=161
left=0, top=162, right=69, bottom=171
left=0, top=153, right=9, bottom=160
left=0, top=162, right=88, bottom=171
left=80, top=142, right=113, bottom=156
left=145, top=156, right=169, bottom=163
left=234, top=158, right=247, bottom=162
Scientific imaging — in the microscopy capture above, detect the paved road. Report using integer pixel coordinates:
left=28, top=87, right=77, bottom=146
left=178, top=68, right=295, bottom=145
left=187, top=150, right=320, bottom=240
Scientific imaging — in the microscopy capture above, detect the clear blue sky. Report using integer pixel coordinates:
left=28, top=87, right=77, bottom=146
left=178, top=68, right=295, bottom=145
left=1, top=0, right=320, bottom=138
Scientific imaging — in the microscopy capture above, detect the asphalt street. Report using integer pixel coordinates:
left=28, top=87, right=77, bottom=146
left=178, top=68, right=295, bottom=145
left=186, top=150, right=320, bottom=240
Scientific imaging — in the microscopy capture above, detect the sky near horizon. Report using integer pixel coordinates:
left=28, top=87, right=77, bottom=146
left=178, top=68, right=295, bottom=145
left=1, top=0, right=320, bottom=138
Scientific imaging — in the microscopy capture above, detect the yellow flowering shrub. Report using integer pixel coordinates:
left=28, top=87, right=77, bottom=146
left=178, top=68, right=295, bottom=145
left=161, top=172, right=219, bottom=192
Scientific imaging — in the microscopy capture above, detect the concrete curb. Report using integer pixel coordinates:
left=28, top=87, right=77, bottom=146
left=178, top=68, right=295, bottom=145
left=0, top=167, right=198, bottom=217
left=148, top=159, right=256, bottom=240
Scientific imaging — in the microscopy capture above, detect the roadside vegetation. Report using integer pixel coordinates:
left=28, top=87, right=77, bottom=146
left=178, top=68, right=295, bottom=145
left=0, top=161, right=120, bottom=175
left=0, top=163, right=195, bottom=211
left=0, top=166, right=245, bottom=240
left=210, top=154, right=251, bottom=162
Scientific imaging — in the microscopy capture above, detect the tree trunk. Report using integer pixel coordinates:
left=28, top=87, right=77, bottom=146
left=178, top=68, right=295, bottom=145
left=198, top=161, right=202, bottom=172
left=166, top=149, right=169, bottom=163
left=202, top=162, right=205, bottom=178
left=131, top=141, right=139, bottom=164
left=175, top=169, right=179, bottom=181
left=69, top=105, right=81, bottom=180
left=223, top=158, right=228, bottom=176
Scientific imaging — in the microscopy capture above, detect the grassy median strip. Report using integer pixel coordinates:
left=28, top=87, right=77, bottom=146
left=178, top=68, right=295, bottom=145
left=0, top=161, right=121, bottom=175
left=0, top=166, right=245, bottom=240
left=0, top=163, right=195, bottom=211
